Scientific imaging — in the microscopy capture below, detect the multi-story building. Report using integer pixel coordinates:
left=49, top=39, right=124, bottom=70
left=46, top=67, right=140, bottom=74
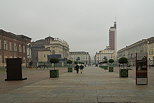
left=69, top=51, right=91, bottom=65
left=31, top=36, right=69, bottom=66
left=109, top=22, right=117, bottom=51
left=117, top=37, right=154, bottom=66
left=0, top=29, right=31, bottom=68
left=94, top=49, right=116, bottom=64
left=94, top=22, right=117, bottom=64
left=148, top=37, right=154, bottom=64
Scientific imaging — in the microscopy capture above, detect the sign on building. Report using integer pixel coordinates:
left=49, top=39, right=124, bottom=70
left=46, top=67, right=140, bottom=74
left=48, top=54, right=61, bottom=61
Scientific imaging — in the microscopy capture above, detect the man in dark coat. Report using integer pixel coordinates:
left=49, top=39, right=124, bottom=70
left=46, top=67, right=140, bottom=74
left=75, top=64, right=79, bottom=74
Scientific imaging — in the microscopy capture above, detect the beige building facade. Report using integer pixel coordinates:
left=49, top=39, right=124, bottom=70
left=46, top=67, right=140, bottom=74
left=69, top=51, right=91, bottom=65
left=117, top=37, right=154, bottom=66
left=31, top=36, right=69, bottom=66
left=148, top=37, right=154, bottom=65
left=38, top=50, right=50, bottom=62
left=44, top=38, right=69, bottom=59
left=94, top=49, right=116, bottom=64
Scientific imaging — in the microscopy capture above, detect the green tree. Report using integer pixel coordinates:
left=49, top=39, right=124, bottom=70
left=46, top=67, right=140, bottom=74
left=67, top=60, right=72, bottom=68
left=118, top=57, right=128, bottom=69
left=102, top=56, right=108, bottom=64
left=109, top=59, right=114, bottom=64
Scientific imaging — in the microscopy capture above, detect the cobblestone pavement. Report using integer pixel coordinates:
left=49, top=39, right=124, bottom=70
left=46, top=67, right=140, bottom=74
left=0, top=66, right=154, bottom=103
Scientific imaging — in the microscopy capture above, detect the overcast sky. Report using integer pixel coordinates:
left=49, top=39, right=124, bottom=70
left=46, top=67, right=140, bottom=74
left=0, top=0, right=154, bottom=57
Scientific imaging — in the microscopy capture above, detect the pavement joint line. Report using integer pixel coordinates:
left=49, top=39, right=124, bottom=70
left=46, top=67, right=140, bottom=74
left=1, top=66, right=154, bottom=103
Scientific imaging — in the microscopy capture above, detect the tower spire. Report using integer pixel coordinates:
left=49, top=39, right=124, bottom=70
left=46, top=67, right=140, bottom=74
left=114, top=17, right=117, bottom=28
left=114, top=21, right=116, bottom=28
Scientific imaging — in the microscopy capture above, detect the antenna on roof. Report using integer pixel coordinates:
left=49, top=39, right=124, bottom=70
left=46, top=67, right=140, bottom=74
left=114, top=17, right=117, bottom=28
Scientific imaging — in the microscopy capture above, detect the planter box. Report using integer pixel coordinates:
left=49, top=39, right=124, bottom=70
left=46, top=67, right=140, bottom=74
left=119, top=69, right=128, bottom=77
left=99, top=66, right=104, bottom=69
left=68, top=68, right=73, bottom=72
left=109, top=67, right=114, bottom=72
left=103, top=66, right=108, bottom=70
left=99, top=65, right=108, bottom=70
left=50, top=70, right=59, bottom=78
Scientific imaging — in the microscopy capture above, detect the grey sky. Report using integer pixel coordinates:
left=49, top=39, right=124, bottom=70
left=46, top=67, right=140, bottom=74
left=0, top=0, right=154, bottom=57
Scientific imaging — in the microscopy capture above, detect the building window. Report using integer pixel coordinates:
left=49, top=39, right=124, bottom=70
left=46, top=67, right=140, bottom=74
left=4, top=41, right=6, bottom=50
left=23, top=46, right=25, bottom=53
left=44, top=54, right=46, bottom=58
left=4, top=40, right=8, bottom=50
left=19, top=45, right=22, bottom=52
left=14, top=43, right=17, bottom=51
left=9, top=42, right=12, bottom=51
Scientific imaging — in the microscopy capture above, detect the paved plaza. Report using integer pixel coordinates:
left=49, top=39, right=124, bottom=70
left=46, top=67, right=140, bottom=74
left=0, top=66, right=154, bottom=103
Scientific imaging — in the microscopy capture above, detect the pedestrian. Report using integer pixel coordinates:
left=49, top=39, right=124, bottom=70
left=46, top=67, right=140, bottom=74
left=80, top=64, right=84, bottom=74
left=75, top=64, right=79, bottom=74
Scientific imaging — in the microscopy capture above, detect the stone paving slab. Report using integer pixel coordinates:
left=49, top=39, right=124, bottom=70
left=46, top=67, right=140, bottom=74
left=0, top=68, right=67, bottom=93
left=0, top=66, right=154, bottom=103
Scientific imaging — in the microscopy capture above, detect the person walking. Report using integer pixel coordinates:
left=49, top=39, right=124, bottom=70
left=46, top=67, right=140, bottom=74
left=75, top=64, right=79, bottom=74
left=80, top=64, right=84, bottom=74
